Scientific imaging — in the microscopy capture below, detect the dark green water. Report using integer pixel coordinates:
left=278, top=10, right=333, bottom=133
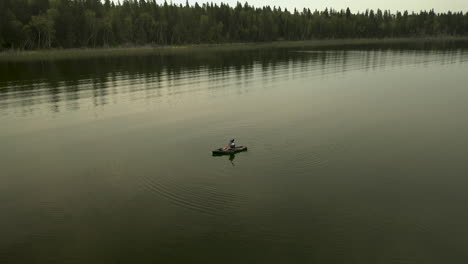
left=2, top=42, right=468, bottom=263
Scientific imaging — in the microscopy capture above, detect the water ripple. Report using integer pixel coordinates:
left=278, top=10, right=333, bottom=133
left=138, top=170, right=244, bottom=217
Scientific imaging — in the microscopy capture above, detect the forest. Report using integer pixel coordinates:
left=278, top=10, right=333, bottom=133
left=1, top=0, right=468, bottom=50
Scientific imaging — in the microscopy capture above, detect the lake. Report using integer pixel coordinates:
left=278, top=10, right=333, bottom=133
left=2, top=41, right=468, bottom=263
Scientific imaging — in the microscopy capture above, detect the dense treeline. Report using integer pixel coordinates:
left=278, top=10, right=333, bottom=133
left=1, top=0, right=468, bottom=50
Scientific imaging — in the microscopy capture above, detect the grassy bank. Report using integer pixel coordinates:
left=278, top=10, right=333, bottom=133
left=1, top=37, right=468, bottom=62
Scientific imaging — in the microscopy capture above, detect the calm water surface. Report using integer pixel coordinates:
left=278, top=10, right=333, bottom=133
left=2, top=43, right=468, bottom=263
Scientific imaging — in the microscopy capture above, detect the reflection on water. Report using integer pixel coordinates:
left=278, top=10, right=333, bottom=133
left=229, top=154, right=236, bottom=166
left=212, top=153, right=239, bottom=166
left=2, top=42, right=468, bottom=264
left=2, top=47, right=467, bottom=117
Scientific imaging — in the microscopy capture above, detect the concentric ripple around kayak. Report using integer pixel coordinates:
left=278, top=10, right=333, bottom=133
left=138, top=170, right=245, bottom=217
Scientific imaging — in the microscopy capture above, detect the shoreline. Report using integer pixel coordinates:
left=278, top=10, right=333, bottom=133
left=1, top=37, right=468, bottom=61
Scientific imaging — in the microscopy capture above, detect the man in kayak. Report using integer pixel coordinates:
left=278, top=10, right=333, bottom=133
left=229, top=139, right=236, bottom=149
left=221, top=139, right=236, bottom=151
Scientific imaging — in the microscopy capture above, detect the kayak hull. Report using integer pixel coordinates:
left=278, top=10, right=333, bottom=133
left=212, top=146, right=247, bottom=155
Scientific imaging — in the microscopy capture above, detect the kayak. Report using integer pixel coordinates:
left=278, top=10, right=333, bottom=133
left=212, top=146, right=248, bottom=155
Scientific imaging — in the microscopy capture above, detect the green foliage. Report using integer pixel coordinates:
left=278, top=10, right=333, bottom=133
left=1, top=0, right=468, bottom=50
left=29, top=12, right=55, bottom=48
